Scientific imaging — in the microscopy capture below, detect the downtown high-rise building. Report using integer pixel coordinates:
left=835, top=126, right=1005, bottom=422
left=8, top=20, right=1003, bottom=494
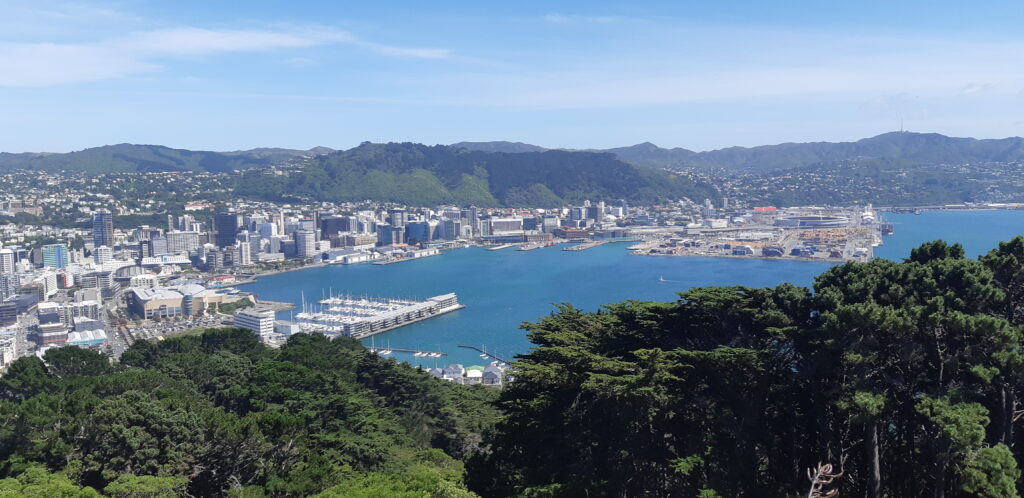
left=42, top=244, right=69, bottom=269
left=215, top=212, right=241, bottom=248
left=388, top=208, right=408, bottom=228
left=93, top=245, right=112, bottom=265
left=294, top=229, right=317, bottom=258
left=0, top=248, right=14, bottom=274
left=92, top=210, right=114, bottom=249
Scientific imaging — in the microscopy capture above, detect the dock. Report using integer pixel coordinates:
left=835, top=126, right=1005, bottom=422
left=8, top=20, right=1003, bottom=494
left=368, top=347, right=447, bottom=357
left=563, top=240, right=608, bottom=251
left=487, top=244, right=516, bottom=251
left=255, top=300, right=296, bottom=312
left=372, top=253, right=441, bottom=265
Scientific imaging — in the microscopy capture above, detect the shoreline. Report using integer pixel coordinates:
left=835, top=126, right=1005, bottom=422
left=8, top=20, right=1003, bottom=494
left=626, top=251, right=851, bottom=262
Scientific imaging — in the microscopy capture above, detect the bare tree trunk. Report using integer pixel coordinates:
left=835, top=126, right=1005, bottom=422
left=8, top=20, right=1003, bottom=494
left=868, top=421, right=881, bottom=498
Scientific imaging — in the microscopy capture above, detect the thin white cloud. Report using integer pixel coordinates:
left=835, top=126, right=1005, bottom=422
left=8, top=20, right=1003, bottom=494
left=0, top=26, right=451, bottom=87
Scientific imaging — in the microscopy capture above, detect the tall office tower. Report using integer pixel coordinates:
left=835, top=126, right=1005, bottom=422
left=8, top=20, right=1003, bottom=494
left=0, top=274, right=17, bottom=302
left=214, top=212, right=241, bottom=248
left=276, top=209, right=285, bottom=235
left=375, top=223, right=393, bottom=246
left=257, top=223, right=277, bottom=238
left=0, top=248, right=14, bottom=274
left=167, top=214, right=176, bottom=232
left=467, top=206, right=479, bottom=235
left=236, top=243, right=252, bottom=266
left=388, top=208, right=408, bottom=228
left=93, top=245, right=112, bottom=265
left=42, top=244, right=69, bottom=269
left=294, top=229, right=317, bottom=258
left=92, top=210, right=114, bottom=249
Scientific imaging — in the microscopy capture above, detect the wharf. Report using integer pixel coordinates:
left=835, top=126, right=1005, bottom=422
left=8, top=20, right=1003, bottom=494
left=368, top=347, right=447, bottom=357
left=487, top=244, right=516, bottom=251
left=563, top=240, right=608, bottom=251
left=372, top=253, right=441, bottom=265
left=255, top=300, right=296, bottom=312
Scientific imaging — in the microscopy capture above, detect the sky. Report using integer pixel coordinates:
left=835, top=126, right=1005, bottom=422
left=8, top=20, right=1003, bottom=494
left=2, top=0, right=1024, bottom=152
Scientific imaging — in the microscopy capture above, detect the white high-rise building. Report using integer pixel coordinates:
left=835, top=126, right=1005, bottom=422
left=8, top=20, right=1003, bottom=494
left=0, top=249, right=14, bottom=275
left=93, top=245, right=112, bottom=265
left=237, top=243, right=252, bottom=266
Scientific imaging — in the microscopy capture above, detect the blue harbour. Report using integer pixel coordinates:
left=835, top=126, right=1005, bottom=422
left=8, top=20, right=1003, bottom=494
left=245, top=210, right=1024, bottom=367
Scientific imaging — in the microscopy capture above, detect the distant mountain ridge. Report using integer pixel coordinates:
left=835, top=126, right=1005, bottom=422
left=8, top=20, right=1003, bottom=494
left=452, top=132, right=1024, bottom=172
left=0, top=144, right=335, bottom=173
left=236, top=142, right=719, bottom=207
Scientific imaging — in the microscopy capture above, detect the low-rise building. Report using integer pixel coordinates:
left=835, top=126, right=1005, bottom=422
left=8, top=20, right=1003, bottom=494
left=234, top=307, right=275, bottom=336
left=127, top=287, right=184, bottom=319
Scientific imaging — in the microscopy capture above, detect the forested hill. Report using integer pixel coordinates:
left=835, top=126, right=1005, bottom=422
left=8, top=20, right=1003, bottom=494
left=237, top=142, right=720, bottom=207
left=468, top=238, right=1024, bottom=497
left=0, top=144, right=332, bottom=173
left=456, top=132, right=1024, bottom=172
left=0, top=329, right=497, bottom=497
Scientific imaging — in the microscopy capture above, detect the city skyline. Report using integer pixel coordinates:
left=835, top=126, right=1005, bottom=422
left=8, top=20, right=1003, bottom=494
left=3, top=1, right=1024, bottom=152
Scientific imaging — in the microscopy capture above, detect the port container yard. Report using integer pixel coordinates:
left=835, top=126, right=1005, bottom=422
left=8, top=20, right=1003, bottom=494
left=629, top=205, right=885, bottom=262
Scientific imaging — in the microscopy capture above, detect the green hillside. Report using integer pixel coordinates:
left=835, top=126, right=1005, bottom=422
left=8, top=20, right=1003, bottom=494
left=238, top=142, right=719, bottom=207
left=458, top=132, right=1024, bottom=173
left=0, top=144, right=328, bottom=173
left=0, top=329, right=496, bottom=497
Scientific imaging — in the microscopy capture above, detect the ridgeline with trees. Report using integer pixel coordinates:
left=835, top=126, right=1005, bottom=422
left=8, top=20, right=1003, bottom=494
left=7, top=238, right=1024, bottom=496
left=235, top=142, right=719, bottom=207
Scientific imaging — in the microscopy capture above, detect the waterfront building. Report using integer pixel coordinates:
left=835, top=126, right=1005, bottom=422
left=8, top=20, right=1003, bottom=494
left=234, top=307, right=276, bottom=336
left=405, top=220, right=439, bottom=244
left=42, top=243, right=69, bottom=269
left=127, top=287, right=184, bottom=319
left=376, top=223, right=394, bottom=246
left=237, top=243, right=252, bottom=266
left=490, top=217, right=524, bottom=233
left=294, top=229, right=317, bottom=258
left=92, top=210, right=114, bottom=249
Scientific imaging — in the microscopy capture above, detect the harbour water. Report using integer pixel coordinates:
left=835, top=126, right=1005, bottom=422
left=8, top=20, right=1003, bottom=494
left=245, top=210, right=1024, bottom=367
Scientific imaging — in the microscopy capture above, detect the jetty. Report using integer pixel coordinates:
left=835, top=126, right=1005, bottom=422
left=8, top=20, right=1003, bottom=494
left=487, top=244, right=516, bottom=251
left=458, top=345, right=511, bottom=364
left=368, top=347, right=447, bottom=357
left=563, top=240, right=608, bottom=251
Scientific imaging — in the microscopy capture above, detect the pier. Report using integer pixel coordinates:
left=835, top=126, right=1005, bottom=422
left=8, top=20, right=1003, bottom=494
left=487, top=243, right=517, bottom=251
left=458, top=345, right=511, bottom=364
left=563, top=240, right=608, bottom=251
left=368, top=347, right=447, bottom=357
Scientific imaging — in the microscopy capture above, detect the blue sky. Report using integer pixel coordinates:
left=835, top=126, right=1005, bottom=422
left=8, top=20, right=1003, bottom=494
left=2, top=0, right=1024, bottom=152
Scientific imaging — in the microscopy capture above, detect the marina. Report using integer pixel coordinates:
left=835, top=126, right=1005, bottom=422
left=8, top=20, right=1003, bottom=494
left=368, top=347, right=447, bottom=357
left=295, top=292, right=464, bottom=339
